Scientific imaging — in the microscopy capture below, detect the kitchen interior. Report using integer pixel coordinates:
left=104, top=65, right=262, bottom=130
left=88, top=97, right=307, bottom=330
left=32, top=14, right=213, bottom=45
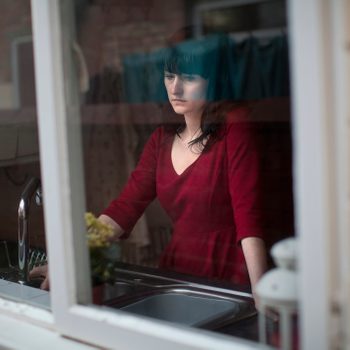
left=0, top=0, right=296, bottom=347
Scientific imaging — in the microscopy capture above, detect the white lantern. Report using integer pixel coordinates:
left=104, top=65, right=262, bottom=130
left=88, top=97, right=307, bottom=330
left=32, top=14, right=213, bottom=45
left=256, top=238, right=298, bottom=350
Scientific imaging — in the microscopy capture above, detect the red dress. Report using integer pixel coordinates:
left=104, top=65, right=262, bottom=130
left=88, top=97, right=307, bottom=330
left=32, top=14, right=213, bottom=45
left=103, top=107, right=264, bottom=285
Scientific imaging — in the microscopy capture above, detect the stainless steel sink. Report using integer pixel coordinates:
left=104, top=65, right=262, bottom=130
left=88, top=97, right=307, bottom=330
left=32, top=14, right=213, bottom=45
left=122, top=292, right=237, bottom=326
left=102, top=268, right=256, bottom=330
left=120, top=288, right=253, bottom=329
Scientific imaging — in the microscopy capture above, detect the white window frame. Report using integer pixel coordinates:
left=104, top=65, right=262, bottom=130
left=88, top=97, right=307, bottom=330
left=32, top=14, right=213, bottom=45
left=289, top=0, right=350, bottom=349
left=0, top=0, right=347, bottom=349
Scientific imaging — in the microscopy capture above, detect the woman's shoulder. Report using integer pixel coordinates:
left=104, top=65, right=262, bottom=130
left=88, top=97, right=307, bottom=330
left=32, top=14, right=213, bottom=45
left=224, top=103, right=253, bottom=126
left=222, top=103, right=258, bottom=143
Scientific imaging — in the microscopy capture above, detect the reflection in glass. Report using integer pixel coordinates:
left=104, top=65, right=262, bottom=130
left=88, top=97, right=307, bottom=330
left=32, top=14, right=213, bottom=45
left=74, top=0, right=293, bottom=341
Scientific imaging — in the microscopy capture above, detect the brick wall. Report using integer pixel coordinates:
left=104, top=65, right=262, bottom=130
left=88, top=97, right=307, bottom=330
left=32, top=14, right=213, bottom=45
left=78, top=0, right=186, bottom=75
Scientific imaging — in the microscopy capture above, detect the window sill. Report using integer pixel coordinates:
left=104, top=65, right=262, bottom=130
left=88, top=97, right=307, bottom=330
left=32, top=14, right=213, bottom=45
left=0, top=311, right=99, bottom=350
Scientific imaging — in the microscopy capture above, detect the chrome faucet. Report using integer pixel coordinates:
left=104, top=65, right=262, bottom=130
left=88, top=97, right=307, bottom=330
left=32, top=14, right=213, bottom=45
left=18, top=177, right=42, bottom=284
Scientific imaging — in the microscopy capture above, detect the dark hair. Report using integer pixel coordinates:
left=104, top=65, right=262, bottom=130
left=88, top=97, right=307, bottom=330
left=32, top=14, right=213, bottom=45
left=163, top=33, right=234, bottom=151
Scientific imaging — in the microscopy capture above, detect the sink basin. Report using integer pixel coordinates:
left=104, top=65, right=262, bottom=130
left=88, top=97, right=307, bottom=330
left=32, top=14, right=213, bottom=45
left=121, top=291, right=242, bottom=327
left=104, top=272, right=256, bottom=329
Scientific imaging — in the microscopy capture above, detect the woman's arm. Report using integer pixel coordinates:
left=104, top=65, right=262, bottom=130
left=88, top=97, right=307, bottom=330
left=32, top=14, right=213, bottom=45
left=241, top=236, right=268, bottom=305
left=225, top=115, right=268, bottom=299
left=101, top=128, right=160, bottom=235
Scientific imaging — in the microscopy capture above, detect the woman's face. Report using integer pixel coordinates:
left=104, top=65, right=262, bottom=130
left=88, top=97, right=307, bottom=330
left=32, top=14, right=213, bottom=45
left=164, top=71, right=208, bottom=116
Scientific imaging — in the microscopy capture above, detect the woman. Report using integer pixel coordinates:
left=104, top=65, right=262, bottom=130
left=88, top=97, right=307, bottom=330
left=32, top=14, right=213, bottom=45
left=100, top=35, right=268, bottom=301
left=33, top=35, right=268, bottom=303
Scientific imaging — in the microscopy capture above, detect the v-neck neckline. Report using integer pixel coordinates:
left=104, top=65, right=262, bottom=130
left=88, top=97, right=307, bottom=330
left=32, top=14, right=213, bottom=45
left=169, top=135, right=203, bottom=177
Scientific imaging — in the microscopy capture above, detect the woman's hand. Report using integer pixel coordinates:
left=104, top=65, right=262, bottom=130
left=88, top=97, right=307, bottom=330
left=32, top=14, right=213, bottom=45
left=30, top=264, right=50, bottom=290
left=98, top=214, right=125, bottom=240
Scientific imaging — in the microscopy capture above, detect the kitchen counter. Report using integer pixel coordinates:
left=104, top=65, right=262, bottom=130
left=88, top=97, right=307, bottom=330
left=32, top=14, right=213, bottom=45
left=0, top=262, right=279, bottom=344
left=0, top=278, right=50, bottom=309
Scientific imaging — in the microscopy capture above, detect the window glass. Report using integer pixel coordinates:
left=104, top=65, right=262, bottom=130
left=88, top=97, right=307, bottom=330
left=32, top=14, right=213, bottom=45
left=75, top=0, right=293, bottom=342
left=69, top=0, right=294, bottom=339
left=0, top=1, right=49, bottom=309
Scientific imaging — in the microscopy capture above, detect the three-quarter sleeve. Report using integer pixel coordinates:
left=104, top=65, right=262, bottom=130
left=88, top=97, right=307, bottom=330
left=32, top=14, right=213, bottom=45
left=225, top=111, right=264, bottom=245
left=102, top=128, right=161, bottom=236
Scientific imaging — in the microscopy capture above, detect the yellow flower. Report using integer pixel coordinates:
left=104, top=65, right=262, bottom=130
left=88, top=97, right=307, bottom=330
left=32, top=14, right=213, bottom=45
left=85, top=212, right=115, bottom=248
left=85, top=212, right=120, bottom=284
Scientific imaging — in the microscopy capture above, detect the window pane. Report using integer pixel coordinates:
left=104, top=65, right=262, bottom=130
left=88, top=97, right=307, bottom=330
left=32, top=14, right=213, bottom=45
left=68, top=0, right=293, bottom=343
left=0, top=0, right=49, bottom=309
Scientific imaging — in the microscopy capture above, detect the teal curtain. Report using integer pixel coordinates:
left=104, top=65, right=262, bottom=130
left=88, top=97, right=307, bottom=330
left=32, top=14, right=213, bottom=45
left=234, top=37, right=264, bottom=99
left=122, top=53, right=148, bottom=103
left=145, top=47, right=171, bottom=103
left=122, top=34, right=289, bottom=103
left=258, top=35, right=290, bottom=97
